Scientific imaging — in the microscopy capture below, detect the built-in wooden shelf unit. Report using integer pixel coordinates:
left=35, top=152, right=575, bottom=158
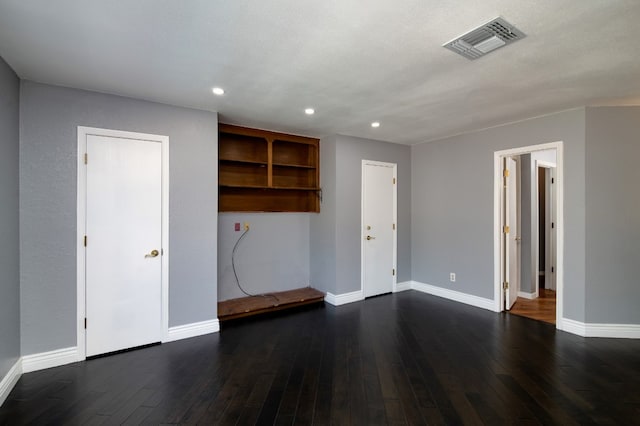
left=219, top=124, right=320, bottom=212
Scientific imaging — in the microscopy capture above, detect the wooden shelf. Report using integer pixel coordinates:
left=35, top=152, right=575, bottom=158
left=220, top=184, right=320, bottom=191
left=219, top=124, right=320, bottom=212
left=218, top=287, right=325, bottom=322
left=220, top=158, right=268, bottom=166
left=272, top=162, right=316, bottom=169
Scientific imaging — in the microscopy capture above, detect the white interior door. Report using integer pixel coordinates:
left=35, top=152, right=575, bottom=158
left=85, top=134, right=163, bottom=357
left=362, top=161, right=396, bottom=298
left=504, top=157, right=519, bottom=310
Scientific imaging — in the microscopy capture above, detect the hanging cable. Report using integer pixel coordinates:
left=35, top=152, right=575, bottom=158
left=231, top=227, right=278, bottom=301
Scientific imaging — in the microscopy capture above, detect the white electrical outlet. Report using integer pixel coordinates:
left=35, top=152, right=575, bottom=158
left=450, top=273, right=456, bottom=282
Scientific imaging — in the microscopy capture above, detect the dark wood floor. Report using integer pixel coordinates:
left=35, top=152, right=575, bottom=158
left=2, top=290, right=639, bottom=425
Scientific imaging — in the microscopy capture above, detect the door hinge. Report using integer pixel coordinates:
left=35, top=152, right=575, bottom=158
left=392, top=269, right=395, bottom=276
left=503, top=225, right=510, bottom=234
left=503, top=281, right=509, bottom=290
left=503, top=169, right=509, bottom=178
left=551, top=177, right=554, bottom=184
left=84, top=153, right=88, bottom=164
left=84, top=318, right=87, bottom=329
left=392, top=223, right=396, bottom=230
left=84, top=235, right=87, bottom=247
left=551, top=222, right=555, bottom=229
left=392, top=178, right=396, bottom=184
left=551, top=266, right=555, bottom=273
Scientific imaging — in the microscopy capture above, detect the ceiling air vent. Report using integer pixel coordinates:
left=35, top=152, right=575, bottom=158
left=443, top=17, right=525, bottom=60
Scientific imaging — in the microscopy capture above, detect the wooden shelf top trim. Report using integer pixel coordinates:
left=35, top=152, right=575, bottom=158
left=220, top=123, right=319, bottom=145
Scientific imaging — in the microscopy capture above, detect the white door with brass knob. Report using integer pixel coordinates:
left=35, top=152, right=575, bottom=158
left=84, top=130, right=164, bottom=357
left=362, top=160, right=397, bottom=298
left=503, top=156, right=520, bottom=310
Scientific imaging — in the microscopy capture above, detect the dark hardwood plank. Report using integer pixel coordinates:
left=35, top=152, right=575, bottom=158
left=2, top=291, right=639, bottom=425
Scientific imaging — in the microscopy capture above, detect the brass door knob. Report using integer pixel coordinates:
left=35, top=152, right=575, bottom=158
left=366, top=235, right=376, bottom=240
left=145, top=249, right=159, bottom=258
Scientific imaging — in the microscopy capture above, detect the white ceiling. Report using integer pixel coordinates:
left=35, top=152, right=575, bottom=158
left=1, top=1, right=640, bottom=145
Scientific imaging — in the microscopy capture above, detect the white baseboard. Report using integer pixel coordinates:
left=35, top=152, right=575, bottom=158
left=164, top=319, right=220, bottom=343
left=518, top=291, right=536, bottom=300
left=558, top=318, right=585, bottom=336
left=0, top=359, right=22, bottom=407
left=560, top=318, right=640, bottom=338
left=22, top=347, right=79, bottom=374
left=325, top=289, right=364, bottom=306
left=394, top=281, right=412, bottom=293
left=410, top=281, right=497, bottom=312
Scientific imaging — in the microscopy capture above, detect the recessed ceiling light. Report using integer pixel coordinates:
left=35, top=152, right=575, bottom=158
left=212, top=87, right=225, bottom=95
left=371, top=122, right=380, bottom=128
left=305, top=108, right=315, bottom=115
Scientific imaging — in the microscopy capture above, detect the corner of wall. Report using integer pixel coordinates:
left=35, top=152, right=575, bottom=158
left=0, top=358, right=22, bottom=407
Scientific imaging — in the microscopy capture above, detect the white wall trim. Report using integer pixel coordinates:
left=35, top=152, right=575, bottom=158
left=164, top=319, right=220, bottom=343
left=559, top=318, right=640, bottom=338
left=22, top=347, right=80, bottom=374
left=411, top=281, right=497, bottom=312
left=77, top=126, right=170, bottom=360
left=0, top=359, right=22, bottom=407
left=517, top=291, right=536, bottom=300
left=394, top=281, right=412, bottom=292
left=584, top=323, right=640, bottom=338
left=325, top=290, right=364, bottom=306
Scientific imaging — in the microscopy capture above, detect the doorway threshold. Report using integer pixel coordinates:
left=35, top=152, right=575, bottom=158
left=509, top=289, right=556, bottom=324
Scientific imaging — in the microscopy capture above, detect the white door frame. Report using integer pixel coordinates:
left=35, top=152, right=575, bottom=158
left=76, top=126, right=169, bottom=360
left=493, top=142, right=564, bottom=328
left=360, top=160, right=398, bottom=295
left=535, top=160, right=556, bottom=297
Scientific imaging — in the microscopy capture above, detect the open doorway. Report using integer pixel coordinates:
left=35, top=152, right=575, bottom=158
left=507, top=160, right=557, bottom=324
left=494, top=142, right=563, bottom=328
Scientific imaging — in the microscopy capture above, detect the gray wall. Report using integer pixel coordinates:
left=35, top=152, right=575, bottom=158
left=585, top=107, right=640, bottom=324
left=0, top=56, right=20, bottom=380
left=412, top=108, right=587, bottom=321
left=310, top=136, right=337, bottom=294
left=20, top=82, right=218, bottom=355
left=218, top=213, right=310, bottom=301
left=312, top=135, right=411, bottom=295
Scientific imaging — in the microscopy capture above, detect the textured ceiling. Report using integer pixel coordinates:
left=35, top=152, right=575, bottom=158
left=1, top=0, right=640, bottom=144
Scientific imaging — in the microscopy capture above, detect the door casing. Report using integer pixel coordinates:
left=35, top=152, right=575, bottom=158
left=361, top=160, right=398, bottom=297
left=76, top=126, right=169, bottom=360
